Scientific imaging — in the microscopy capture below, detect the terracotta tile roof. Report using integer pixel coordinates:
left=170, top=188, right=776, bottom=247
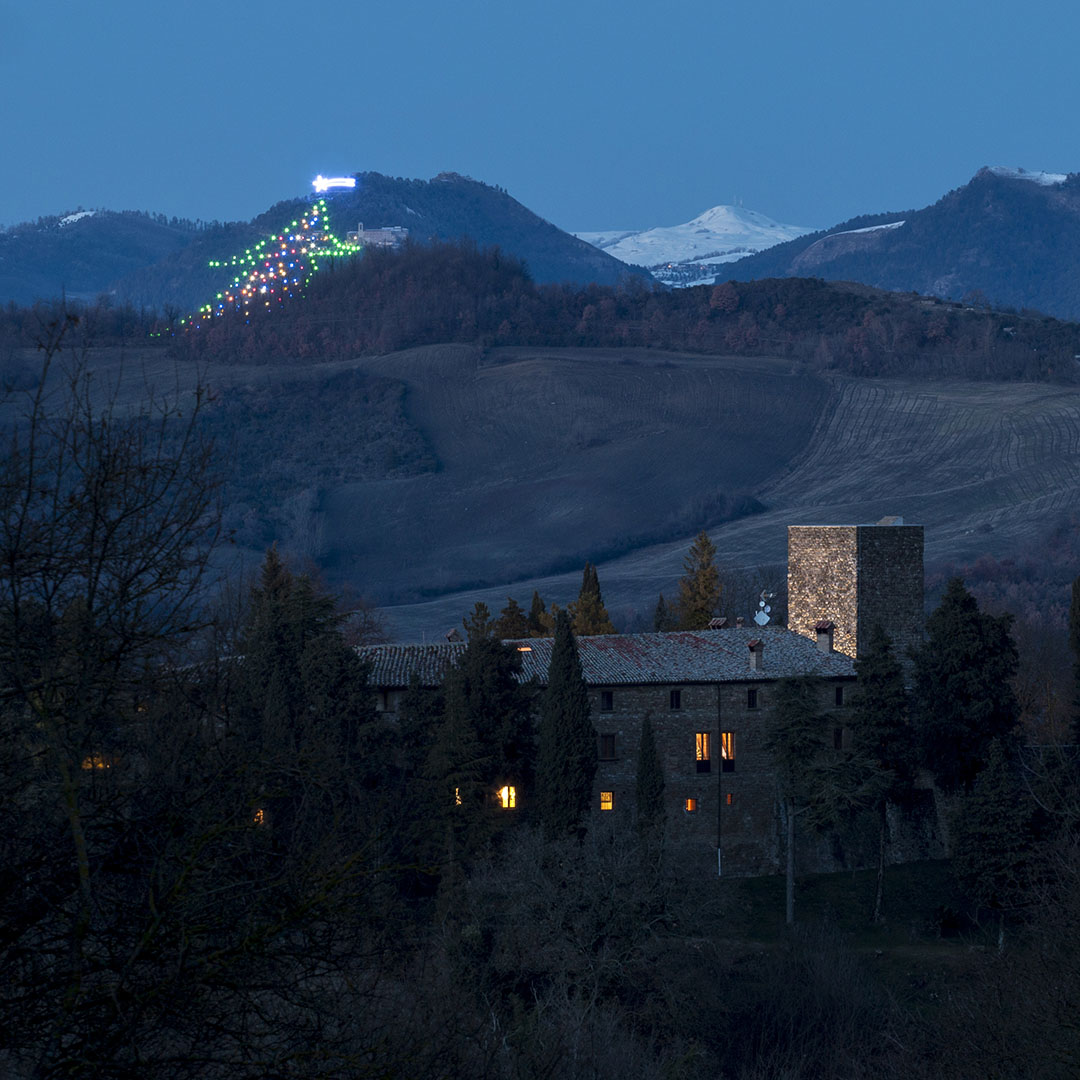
left=359, top=627, right=854, bottom=689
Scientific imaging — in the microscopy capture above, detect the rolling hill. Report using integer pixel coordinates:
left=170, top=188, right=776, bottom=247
left=10, top=341, right=1079, bottom=642
left=728, top=166, right=1080, bottom=319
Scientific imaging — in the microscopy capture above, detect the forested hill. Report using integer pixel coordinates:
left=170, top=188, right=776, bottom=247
left=167, top=242, right=1080, bottom=382
left=0, top=172, right=650, bottom=312
left=0, top=210, right=208, bottom=307
left=727, top=167, right=1080, bottom=320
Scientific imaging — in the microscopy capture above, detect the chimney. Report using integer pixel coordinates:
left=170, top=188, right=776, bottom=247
left=815, top=620, right=835, bottom=653
left=735, top=616, right=745, bottom=628
left=708, top=617, right=728, bottom=629
left=748, top=638, right=764, bottom=671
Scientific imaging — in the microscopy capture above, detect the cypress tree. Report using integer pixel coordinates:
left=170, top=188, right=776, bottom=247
left=911, top=578, right=1018, bottom=792
left=635, top=713, right=666, bottom=836
left=572, top=561, right=616, bottom=636
left=527, top=591, right=548, bottom=637
left=653, top=593, right=676, bottom=632
left=677, top=531, right=721, bottom=629
left=536, top=609, right=596, bottom=837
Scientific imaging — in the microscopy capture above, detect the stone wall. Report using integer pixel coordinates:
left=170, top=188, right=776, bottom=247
left=788, top=523, right=924, bottom=662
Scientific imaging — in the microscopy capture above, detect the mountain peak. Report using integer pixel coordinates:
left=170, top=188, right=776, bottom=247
left=576, top=203, right=812, bottom=287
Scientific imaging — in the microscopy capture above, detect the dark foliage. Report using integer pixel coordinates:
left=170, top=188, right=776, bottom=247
left=536, top=610, right=596, bottom=836
left=911, top=578, right=1019, bottom=791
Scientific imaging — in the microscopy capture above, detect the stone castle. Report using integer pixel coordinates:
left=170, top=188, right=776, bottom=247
left=362, top=519, right=935, bottom=877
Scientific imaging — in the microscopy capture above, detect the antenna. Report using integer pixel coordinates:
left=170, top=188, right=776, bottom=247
left=753, top=590, right=774, bottom=627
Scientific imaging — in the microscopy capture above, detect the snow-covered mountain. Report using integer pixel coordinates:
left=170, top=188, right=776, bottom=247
left=576, top=204, right=813, bottom=287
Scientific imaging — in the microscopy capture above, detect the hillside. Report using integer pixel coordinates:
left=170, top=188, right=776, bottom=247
left=0, top=172, right=650, bottom=313
left=729, top=166, right=1080, bottom=319
left=9, top=340, right=1080, bottom=642
left=0, top=210, right=206, bottom=306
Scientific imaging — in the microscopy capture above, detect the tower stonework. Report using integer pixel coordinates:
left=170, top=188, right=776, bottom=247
left=787, top=522, right=924, bottom=661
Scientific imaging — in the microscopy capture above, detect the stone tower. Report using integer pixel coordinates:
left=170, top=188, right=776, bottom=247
left=787, top=519, right=924, bottom=661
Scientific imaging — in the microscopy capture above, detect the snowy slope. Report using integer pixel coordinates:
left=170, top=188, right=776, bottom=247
left=576, top=204, right=813, bottom=286
left=986, top=166, right=1067, bottom=186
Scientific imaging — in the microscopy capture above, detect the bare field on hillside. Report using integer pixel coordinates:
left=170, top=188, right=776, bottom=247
left=323, top=346, right=829, bottom=602
left=8, top=343, right=1080, bottom=641
left=377, top=354, right=1080, bottom=640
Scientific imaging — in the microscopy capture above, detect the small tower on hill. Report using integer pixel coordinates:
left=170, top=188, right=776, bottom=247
left=787, top=518, right=924, bottom=661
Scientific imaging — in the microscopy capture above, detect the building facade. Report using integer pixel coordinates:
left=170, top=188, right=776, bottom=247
left=362, top=520, right=934, bottom=877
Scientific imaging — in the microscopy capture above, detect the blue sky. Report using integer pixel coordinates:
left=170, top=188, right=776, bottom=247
left=3, top=0, right=1078, bottom=233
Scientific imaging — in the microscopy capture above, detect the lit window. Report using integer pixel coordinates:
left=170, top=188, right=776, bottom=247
left=600, top=690, right=614, bottom=712
left=747, top=688, right=758, bottom=709
left=696, top=732, right=711, bottom=773
left=600, top=791, right=614, bottom=811
left=599, top=733, right=616, bottom=760
left=498, top=785, right=516, bottom=809
left=685, top=798, right=697, bottom=812
left=670, top=689, right=682, bottom=710
left=721, top=732, right=735, bottom=772
left=726, top=792, right=734, bottom=806
left=253, top=808, right=265, bottom=825
left=81, top=754, right=111, bottom=770
left=455, top=787, right=462, bottom=806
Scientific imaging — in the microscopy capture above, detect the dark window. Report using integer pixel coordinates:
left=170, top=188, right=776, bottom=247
left=599, top=733, right=616, bottom=760
left=721, top=732, right=735, bottom=772
left=833, top=727, right=844, bottom=751
left=670, top=689, right=682, bottom=710
left=835, top=685, right=845, bottom=707
left=600, top=690, right=613, bottom=712
left=696, top=732, right=711, bottom=773
left=747, top=688, right=758, bottom=710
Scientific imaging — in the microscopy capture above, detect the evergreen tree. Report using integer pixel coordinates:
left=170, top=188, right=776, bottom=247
left=653, top=592, right=677, bottom=632
left=767, top=676, right=880, bottom=924
left=536, top=609, right=597, bottom=837
left=425, top=634, right=536, bottom=863
left=951, top=738, right=1035, bottom=948
left=677, top=531, right=721, bottom=629
left=850, top=624, right=912, bottom=923
left=463, top=600, right=493, bottom=641
left=527, top=590, right=548, bottom=637
left=911, top=578, right=1019, bottom=792
left=635, top=713, right=666, bottom=837
left=572, top=561, right=616, bottom=636
left=494, top=596, right=530, bottom=639
left=1070, top=574, right=1080, bottom=746
left=235, top=548, right=386, bottom=853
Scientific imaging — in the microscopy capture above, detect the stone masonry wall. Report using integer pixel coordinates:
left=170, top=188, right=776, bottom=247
left=788, top=523, right=924, bottom=662
left=788, top=526, right=859, bottom=657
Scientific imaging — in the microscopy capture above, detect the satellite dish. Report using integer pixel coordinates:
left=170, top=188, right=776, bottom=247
left=755, top=590, right=775, bottom=627
left=753, top=610, right=769, bottom=627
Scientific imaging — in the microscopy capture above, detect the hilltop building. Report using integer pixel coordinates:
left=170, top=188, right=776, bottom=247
left=346, top=223, right=409, bottom=249
left=361, top=519, right=935, bottom=877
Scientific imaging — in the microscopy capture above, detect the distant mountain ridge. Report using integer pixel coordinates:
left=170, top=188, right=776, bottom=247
left=728, top=166, right=1080, bottom=319
left=577, top=204, right=812, bottom=287
left=0, top=172, right=651, bottom=311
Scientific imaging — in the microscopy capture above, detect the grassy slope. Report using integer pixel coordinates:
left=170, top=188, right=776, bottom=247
left=9, top=343, right=1080, bottom=640
left=372, top=350, right=1080, bottom=639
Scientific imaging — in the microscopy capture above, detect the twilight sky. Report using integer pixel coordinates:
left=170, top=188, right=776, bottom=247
left=3, top=0, right=1078, bottom=234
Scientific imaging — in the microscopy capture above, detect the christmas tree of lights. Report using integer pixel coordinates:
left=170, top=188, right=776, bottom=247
left=181, top=198, right=359, bottom=327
